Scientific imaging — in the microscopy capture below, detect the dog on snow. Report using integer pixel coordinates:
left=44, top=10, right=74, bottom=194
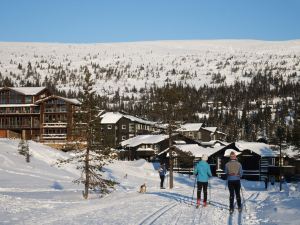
left=139, top=183, right=147, bottom=193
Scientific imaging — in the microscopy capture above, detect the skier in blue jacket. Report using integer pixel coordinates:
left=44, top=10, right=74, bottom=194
left=193, top=154, right=212, bottom=207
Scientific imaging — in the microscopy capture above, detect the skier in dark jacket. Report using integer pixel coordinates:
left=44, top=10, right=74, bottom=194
left=193, top=154, right=212, bottom=207
left=158, top=163, right=167, bottom=189
left=225, top=151, right=243, bottom=214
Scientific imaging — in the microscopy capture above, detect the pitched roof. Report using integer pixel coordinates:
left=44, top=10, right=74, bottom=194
left=100, top=112, right=124, bottom=124
left=176, top=123, right=203, bottom=132
left=121, top=134, right=169, bottom=147
left=0, top=87, right=47, bottom=95
left=35, top=95, right=81, bottom=105
left=202, top=127, right=217, bottom=133
left=235, top=142, right=277, bottom=157
left=159, top=144, right=223, bottom=157
left=100, top=112, right=156, bottom=125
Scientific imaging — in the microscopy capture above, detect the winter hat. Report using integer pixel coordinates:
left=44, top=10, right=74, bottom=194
left=202, top=154, right=208, bottom=161
left=230, top=151, right=237, bottom=160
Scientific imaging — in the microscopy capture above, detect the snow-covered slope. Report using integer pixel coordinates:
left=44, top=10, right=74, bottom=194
left=0, top=138, right=299, bottom=225
left=1, top=40, right=299, bottom=98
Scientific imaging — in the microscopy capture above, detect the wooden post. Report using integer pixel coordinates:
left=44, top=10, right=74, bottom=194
left=168, top=122, right=173, bottom=189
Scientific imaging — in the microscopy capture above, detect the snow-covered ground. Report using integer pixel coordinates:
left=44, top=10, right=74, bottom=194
left=0, top=138, right=299, bottom=225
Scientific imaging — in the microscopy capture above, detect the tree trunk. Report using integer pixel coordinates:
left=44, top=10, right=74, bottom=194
left=83, top=146, right=90, bottom=199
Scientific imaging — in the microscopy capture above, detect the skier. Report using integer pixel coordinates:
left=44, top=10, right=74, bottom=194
left=270, top=175, right=275, bottom=186
left=264, top=176, right=268, bottom=190
left=225, top=151, right=243, bottom=214
left=193, top=154, right=212, bottom=207
left=158, top=163, right=167, bottom=189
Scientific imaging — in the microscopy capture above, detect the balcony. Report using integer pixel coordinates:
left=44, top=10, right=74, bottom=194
left=43, top=123, right=67, bottom=128
left=0, top=124, right=39, bottom=129
left=42, top=134, right=67, bottom=139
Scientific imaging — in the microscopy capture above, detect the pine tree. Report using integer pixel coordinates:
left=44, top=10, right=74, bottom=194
left=58, top=67, right=117, bottom=199
left=18, top=139, right=31, bottom=163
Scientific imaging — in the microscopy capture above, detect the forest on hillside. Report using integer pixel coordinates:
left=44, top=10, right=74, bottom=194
left=1, top=68, right=299, bottom=148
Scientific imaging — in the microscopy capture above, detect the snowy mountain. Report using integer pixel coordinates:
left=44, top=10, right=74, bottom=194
left=1, top=138, right=300, bottom=224
left=0, top=40, right=300, bottom=99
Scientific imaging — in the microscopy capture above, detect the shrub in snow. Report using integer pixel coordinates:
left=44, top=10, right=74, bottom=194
left=18, top=139, right=31, bottom=163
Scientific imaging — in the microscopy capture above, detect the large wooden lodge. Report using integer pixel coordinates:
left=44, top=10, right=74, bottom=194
left=0, top=87, right=80, bottom=142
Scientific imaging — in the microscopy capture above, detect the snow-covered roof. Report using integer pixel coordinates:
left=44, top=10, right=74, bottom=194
left=275, top=146, right=300, bottom=159
left=58, top=96, right=81, bottom=105
left=158, top=144, right=223, bottom=158
left=0, top=87, right=47, bottom=95
left=174, top=140, right=186, bottom=145
left=136, top=148, right=156, bottom=152
left=121, top=134, right=169, bottom=147
left=235, top=142, right=277, bottom=157
left=100, top=112, right=156, bottom=125
left=202, top=127, right=217, bottom=133
left=35, top=95, right=81, bottom=105
left=198, top=140, right=228, bottom=147
left=0, top=104, right=37, bottom=107
left=176, top=123, right=203, bottom=132
left=123, top=114, right=156, bottom=125
left=100, top=112, right=123, bottom=124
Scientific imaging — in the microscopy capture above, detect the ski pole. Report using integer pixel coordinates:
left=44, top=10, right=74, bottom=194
left=166, top=173, right=168, bottom=189
left=208, top=181, right=212, bottom=204
left=240, top=184, right=247, bottom=212
left=191, top=176, right=197, bottom=205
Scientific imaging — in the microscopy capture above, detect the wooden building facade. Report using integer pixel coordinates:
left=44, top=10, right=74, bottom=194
left=99, top=112, right=161, bottom=148
left=0, top=87, right=80, bottom=142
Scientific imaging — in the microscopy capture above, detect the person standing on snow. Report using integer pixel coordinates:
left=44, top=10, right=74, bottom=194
left=225, top=151, right=243, bottom=213
left=193, top=154, right=212, bottom=207
left=158, top=163, right=167, bottom=189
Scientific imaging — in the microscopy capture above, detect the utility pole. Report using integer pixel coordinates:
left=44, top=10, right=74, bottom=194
left=168, top=121, right=174, bottom=189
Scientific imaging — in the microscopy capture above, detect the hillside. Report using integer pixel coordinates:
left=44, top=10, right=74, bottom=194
left=1, top=40, right=300, bottom=99
left=1, top=40, right=299, bottom=145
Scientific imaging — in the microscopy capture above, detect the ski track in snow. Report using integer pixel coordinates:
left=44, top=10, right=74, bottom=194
left=1, top=138, right=299, bottom=225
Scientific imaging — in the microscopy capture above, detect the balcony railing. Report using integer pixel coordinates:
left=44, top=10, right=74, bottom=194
left=42, top=134, right=67, bottom=139
left=0, top=110, right=40, bottom=114
left=0, top=124, right=40, bottom=129
left=43, top=123, right=67, bottom=128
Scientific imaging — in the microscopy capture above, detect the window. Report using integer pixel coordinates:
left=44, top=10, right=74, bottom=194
left=25, top=96, right=32, bottom=104
left=107, top=125, right=112, bottom=129
left=122, top=124, right=126, bottom=129
left=9, top=91, right=22, bottom=104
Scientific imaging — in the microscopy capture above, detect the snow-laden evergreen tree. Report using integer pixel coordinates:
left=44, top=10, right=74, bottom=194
left=18, top=139, right=30, bottom=163
left=58, top=67, right=117, bottom=199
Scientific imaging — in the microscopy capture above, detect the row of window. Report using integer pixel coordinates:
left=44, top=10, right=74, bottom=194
left=0, top=107, right=39, bottom=114
left=45, top=99, right=66, bottom=105
left=43, top=128, right=67, bottom=134
left=105, top=124, right=152, bottom=130
left=0, top=117, right=39, bottom=128
left=0, top=92, right=32, bottom=104
left=106, top=124, right=127, bottom=130
left=44, top=114, right=67, bottom=123
left=45, top=105, right=67, bottom=113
